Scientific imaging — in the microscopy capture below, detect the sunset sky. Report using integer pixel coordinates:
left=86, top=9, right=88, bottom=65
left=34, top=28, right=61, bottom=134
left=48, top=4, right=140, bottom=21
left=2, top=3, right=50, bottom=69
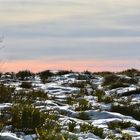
left=0, top=0, right=140, bottom=72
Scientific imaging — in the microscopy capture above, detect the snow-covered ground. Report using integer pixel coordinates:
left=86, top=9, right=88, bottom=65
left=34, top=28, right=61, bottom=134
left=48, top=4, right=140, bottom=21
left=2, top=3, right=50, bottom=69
left=1, top=72, right=140, bottom=139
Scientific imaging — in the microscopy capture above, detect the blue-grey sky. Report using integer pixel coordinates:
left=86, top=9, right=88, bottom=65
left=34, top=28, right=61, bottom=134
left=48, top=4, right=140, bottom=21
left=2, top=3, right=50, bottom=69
left=0, top=0, right=140, bottom=72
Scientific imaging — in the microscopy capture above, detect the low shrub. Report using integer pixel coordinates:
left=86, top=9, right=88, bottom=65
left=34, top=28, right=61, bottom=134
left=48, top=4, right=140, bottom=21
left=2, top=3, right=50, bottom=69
left=20, top=82, right=32, bottom=89
left=118, top=69, right=140, bottom=77
left=38, top=70, right=54, bottom=83
left=70, top=82, right=85, bottom=88
left=68, top=120, right=77, bottom=132
left=16, top=70, right=34, bottom=80
left=75, top=99, right=92, bottom=111
left=11, top=104, right=46, bottom=134
left=0, top=84, right=14, bottom=103
left=121, top=133, right=132, bottom=140
left=93, top=90, right=105, bottom=102
left=80, top=123, right=104, bottom=138
left=77, top=112, right=90, bottom=120
left=103, top=74, right=119, bottom=86
left=109, top=82, right=129, bottom=89
left=108, top=121, right=132, bottom=130
left=111, top=104, right=140, bottom=121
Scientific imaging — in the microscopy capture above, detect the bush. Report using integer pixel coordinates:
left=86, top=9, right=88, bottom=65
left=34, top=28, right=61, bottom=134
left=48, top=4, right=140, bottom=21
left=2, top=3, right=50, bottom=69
left=121, top=133, right=132, bottom=140
left=77, top=74, right=89, bottom=80
left=16, top=70, right=34, bottom=80
left=20, top=82, right=32, bottom=89
left=108, top=121, right=132, bottom=130
left=103, top=74, right=119, bottom=86
left=83, top=71, right=94, bottom=79
left=65, top=96, right=75, bottom=105
left=103, top=72, right=138, bottom=89
left=80, top=123, right=104, bottom=138
left=120, top=89, right=140, bottom=97
left=38, top=70, right=54, bottom=83
left=13, top=90, right=48, bottom=104
left=101, top=96, right=114, bottom=103
left=70, top=82, right=85, bottom=88
left=118, top=69, right=140, bottom=77
left=109, top=82, right=129, bottom=90
left=35, top=114, right=62, bottom=140
left=28, top=90, right=48, bottom=100
left=111, top=104, right=140, bottom=121
left=119, top=77, right=138, bottom=85
left=0, top=84, right=14, bottom=103
left=94, top=71, right=114, bottom=77
left=75, top=99, right=92, bottom=111
left=11, top=104, right=46, bottom=134
left=93, top=90, right=105, bottom=102
left=77, top=112, right=90, bottom=120
left=0, top=72, right=2, bottom=78
left=93, top=91, right=114, bottom=104
left=36, top=129, right=65, bottom=140
left=68, top=120, right=77, bottom=132
left=134, top=125, right=140, bottom=132
left=56, top=70, right=73, bottom=75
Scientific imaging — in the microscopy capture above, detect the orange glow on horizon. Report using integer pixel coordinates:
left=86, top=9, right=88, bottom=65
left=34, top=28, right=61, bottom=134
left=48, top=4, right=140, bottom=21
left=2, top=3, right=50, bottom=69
left=1, top=59, right=139, bottom=73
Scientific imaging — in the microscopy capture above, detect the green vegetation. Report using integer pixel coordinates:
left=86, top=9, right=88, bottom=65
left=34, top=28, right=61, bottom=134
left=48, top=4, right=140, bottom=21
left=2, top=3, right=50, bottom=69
left=121, top=133, right=132, bottom=140
left=111, top=103, right=140, bottom=121
left=36, top=129, right=66, bottom=140
left=36, top=117, right=62, bottom=139
left=102, top=72, right=138, bottom=89
left=0, top=84, right=14, bottom=103
left=80, top=123, right=104, bottom=138
left=119, top=89, right=140, bottom=97
left=13, top=90, right=48, bottom=104
left=108, top=121, right=132, bottom=130
left=68, top=120, right=77, bottom=132
left=65, top=96, right=75, bottom=105
left=94, top=71, right=114, bottom=77
left=20, top=82, right=32, bottom=89
left=103, top=74, right=119, bottom=86
left=75, top=98, right=92, bottom=111
left=16, top=70, right=34, bottom=80
left=11, top=104, right=46, bottom=134
left=56, top=70, right=73, bottom=75
left=70, top=82, right=85, bottom=88
left=109, top=82, right=129, bottom=89
left=38, top=70, right=54, bottom=83
left=77, top=111, right=90, bottom=120
left=93, top=90, right=105, bottom=102
left=108, top=133, right=132, bottom=140
left=135, top=125, right=140, bottom=132
left=118, top=69, right=140, bottom=77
